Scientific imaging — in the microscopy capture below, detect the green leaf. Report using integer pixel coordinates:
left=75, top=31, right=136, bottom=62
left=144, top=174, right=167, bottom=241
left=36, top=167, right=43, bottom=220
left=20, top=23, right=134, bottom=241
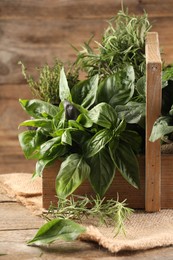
left=56, top=154, right=90, bottom=198
left=76, top=114, right=93, bottom=128
left=27, top=218, right=86, bottom=245
left=88, top=103, right=118, bottom=129
left=149, top=116, right=173, bottom=142
left=97, top=66, right=135, bottom=107
left=59, top=68, right=72, bottom=102
left=120, top=130, right=142, bottom=153
left=136, top=76, right=146, bottom=99
left=18, top=130, right=46, bottom=159
left=61, top=129, right=72, bottom=146
left=85, top=129, right=113, bottom=158
left=34, top=157, right=57, bottom=178
left=39, top=137, right=61, bottom=158
left=116, top=102, right=145, bottom=125
left=19, top=119, right=53, bottom=132
left=88, top=148, right=115, bottom=197
left=19, top=99, right=59, bottom=119
left=71, top=74, right=99, bottom=109
left=109, top=140, right=140, bottom=189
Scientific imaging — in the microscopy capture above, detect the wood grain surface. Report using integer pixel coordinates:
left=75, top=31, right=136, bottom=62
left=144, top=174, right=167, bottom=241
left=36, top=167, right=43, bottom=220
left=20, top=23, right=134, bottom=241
left=0, top=0, right=173, bottom=84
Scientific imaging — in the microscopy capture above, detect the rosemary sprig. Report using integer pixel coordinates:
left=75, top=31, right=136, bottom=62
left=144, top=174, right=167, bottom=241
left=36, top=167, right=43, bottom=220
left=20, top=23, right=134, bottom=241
left=43, top=195, right=133, bottom=236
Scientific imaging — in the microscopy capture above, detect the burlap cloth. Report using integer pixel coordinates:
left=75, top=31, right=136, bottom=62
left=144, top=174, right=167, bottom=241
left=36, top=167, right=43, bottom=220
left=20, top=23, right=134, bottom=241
left=0, top=173, right=173, bottom=253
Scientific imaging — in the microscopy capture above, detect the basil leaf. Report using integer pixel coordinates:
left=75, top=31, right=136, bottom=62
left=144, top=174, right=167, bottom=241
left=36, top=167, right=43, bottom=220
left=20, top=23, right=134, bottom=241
left=34, top=157, right=57, bottom=178
left=76, top=114, right=93, bottom=128
left=59, top=68, right=72, bottom=102
left=39, top=137, right=61, bottom=158
left=120, top=130, right=142, bottom=153
left=19, top=99, right=58, bottom=118
left=97, top=66, right=135, bottom=107
left=27, top=218, right=86, bottom=245
left=56, top=154, right=90, bottom=198
left=18, top=130, right=46, bottom=159
left=109, top=140, right=140, bottom=189
left=88, top=148, right=115, bottom=197
left=61, top=129, right=72, bottom=146
left=71, top=74, right=99, bottom=109
left=88, top=103, right=118, bottom=129
left=150, top=116, right=173, bottom=142
left=19, top=119, right=53, bottom=132
left=85, top=129, right=113, bottom=158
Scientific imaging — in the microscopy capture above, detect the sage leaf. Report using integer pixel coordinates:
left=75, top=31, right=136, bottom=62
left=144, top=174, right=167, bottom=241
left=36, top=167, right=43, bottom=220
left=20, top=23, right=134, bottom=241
left=88, top=148, right=115, bottom=197
left=150, top=116, right=173, bottom=142
left=116, top=102, right=145, bottom=125
left=56, top=154, right=90, bottom=198
left=27, top=218, right=86, bottom=245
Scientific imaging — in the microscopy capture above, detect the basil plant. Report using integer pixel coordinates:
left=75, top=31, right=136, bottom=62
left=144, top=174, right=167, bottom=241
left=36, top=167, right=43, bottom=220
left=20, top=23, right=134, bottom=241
left=19, top=68, right=141, bottom=199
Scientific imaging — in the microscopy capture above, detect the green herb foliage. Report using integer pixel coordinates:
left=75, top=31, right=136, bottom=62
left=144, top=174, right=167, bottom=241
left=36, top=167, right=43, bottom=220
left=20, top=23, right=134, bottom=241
left=44, top=195, right=133, bottom=237
left=19, top=68, right=141, bottom=198
left=77, top=10, right=151, bottom=81
left=19, top=60, right=79, bottom=105
left=28, top=218, right=86, bottom=245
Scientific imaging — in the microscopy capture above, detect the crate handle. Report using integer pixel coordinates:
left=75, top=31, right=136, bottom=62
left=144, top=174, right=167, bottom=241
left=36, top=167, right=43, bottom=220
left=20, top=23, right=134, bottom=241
left=145, top=32, right=162, bottom=212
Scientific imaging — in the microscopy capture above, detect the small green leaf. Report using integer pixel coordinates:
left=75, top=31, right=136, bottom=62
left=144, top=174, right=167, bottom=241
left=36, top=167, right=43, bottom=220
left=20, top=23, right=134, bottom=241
left=150, top=116, right=173, bottom=142
left=39, top=137, right=61, bottom=158
left=88, top=148, right=115, bottom=197
left=71, top=74, right=99, bottom=109
left=18, top=130, right=46, bottom=159
left=56, top=154, right=90, bottom=198
left=19, top=119, right=53, bottom=131
left=110, top=140, right=140, bottom=189
left=85, top=129, right=113, bottom=158
left=59, top=68, right=72, bottom=102
left=27, top=218, right=86, bottom=245
left=19, top=99, right=59, bottom=118
left=116, top=102, right=145, bottom=125
left=97, top=66, right=135, bottom=107
left=88, top=103, right=118, bottom=129
left=76, top=114, right=93, bottom=128
left=34, top=157, right=57, bottom=178
left=61, top=130, right=72, bottom=146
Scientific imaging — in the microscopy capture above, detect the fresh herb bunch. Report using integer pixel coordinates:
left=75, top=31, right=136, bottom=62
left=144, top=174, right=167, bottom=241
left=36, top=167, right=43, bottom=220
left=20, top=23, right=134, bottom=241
left=77, top=10, right=151, bottom=81
left=19, top=60, right=79, bottom=105
left=19, top=68, right=141, bottom=199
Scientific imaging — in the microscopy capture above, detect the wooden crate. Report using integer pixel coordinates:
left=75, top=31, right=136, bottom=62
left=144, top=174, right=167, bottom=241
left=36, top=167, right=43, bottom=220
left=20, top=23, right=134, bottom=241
left=42, top=32, right=173, bottom=212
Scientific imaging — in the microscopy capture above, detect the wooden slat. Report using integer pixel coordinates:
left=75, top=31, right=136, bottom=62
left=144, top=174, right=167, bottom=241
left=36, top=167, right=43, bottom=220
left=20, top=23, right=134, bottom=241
left=0, top=0, right=173, bottom=20
left=145, top=32, right=162, bottom=212
left=1, top=1, right=173, bottom=84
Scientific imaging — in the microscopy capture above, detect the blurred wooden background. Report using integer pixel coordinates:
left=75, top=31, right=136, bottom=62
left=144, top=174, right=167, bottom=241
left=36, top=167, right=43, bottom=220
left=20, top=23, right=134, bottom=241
left=0, top=0, right=173, bottom=173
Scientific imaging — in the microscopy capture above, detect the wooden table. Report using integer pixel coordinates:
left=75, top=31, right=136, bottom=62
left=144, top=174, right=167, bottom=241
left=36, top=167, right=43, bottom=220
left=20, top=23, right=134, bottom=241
left=0, top=192, right=173, bottom=260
